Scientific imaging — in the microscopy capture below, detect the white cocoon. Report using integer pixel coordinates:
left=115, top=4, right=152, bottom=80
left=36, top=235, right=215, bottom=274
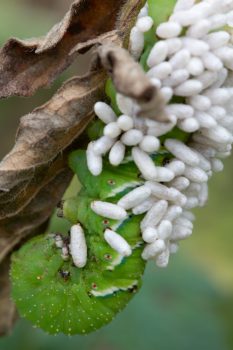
left=70, top=224, right=87, bottom=268
left=104, top=229, right=132, bottom=257
left=91, top=201, right=127, bottom=220
left=118, top=185, right=151, bottom=210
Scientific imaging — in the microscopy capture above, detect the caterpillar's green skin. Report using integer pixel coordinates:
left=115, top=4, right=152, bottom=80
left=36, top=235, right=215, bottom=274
left=11, top=150, right=171, bottom=335
left=11, top=0, right=179, bottom=336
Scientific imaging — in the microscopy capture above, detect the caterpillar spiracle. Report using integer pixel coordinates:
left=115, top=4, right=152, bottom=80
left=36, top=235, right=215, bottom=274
left=11, top=0, right=233, bottom=336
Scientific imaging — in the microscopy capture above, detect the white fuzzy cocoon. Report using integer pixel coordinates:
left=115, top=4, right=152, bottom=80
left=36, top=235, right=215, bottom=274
left=70, top=224, right=87, bottom=268
left=142, top=227, right=159, bottom=243
left=86, top=142, right=103, bottom=176
left=94, top=102, right=116, bottom=124
left=141, top=200, right=168, bottom=230
left=118, top=185, right=151, bottom=210
left=132, top=147, right=158, bottom=180
left=104, top=229, right=132, bottom=257
left=91, top=201, right=127, bottom=220
left=142, top=239, right=166, bottom=260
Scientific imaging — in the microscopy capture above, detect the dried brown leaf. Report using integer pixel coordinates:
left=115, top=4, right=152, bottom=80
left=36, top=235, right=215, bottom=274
left=0, top=258, right=18, bottom=336
left=0, top=167, right=72, bottom=264
left=0, top=0, right=145, bottom=98
left=0, top=69, right=106, bottom=219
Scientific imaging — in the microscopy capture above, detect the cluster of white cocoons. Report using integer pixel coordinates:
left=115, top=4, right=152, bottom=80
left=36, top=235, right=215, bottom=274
left=86, top=0, right=233, bottom=268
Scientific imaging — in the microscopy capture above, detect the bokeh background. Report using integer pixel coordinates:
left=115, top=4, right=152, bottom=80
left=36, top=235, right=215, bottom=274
left=0, top=1, right=233, bottom=349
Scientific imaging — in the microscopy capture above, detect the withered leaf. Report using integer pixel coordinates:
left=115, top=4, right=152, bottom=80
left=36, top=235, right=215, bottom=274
left=0, top=69, right=106, bottom=219
left=0, top=258, right=17, bottom=336
left=0, top=167, right=72, bottom=264
left=0, top=0, right=145, bottom=98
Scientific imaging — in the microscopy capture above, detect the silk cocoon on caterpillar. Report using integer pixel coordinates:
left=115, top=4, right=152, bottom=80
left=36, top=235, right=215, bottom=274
left=11, top=0, right=233, bottom=336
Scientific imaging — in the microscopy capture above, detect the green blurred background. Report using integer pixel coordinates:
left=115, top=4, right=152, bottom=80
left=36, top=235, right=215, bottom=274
left=0, top=1, right=233, bottom=349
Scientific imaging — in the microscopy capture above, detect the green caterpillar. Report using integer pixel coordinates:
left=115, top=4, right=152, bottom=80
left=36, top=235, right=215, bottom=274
left=12, top=0, right=233, bottom=336
left=11, top=150, right=171, bottom=335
